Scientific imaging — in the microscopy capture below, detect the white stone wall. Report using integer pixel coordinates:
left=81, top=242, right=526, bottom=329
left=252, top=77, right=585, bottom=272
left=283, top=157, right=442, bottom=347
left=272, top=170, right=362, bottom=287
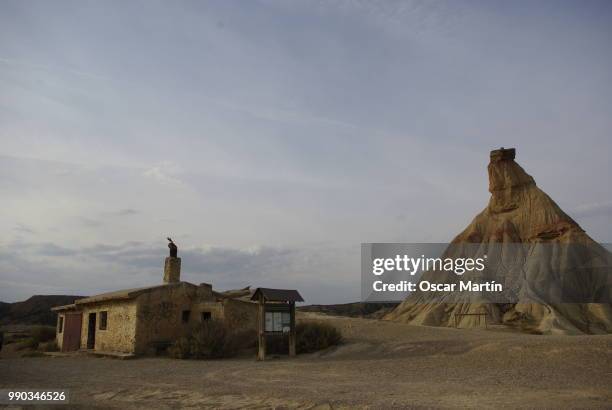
left=79, top=301, right=138, bottom=353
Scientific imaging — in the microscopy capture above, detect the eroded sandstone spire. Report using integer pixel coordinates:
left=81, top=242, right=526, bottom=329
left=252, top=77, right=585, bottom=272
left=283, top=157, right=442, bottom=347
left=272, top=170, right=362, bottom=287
left=454, top=148, right=582, bottom=244
left=385, top=148, right=612, bottom=334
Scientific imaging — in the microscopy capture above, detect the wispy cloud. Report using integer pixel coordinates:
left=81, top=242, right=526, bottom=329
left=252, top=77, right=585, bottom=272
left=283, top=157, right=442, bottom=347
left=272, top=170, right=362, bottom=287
left=1, top=0, right=611, bottom=303
left=108, top=208, right=140, bottom=217
left=571, top=201, right=612, bottom=219
left=13, top=223, right=35, bottom=234
left=0, top=57, right=108, bottom=81
left=0, top=240, right=358, bottom=303
left=143, top=161, right=186, bottom=186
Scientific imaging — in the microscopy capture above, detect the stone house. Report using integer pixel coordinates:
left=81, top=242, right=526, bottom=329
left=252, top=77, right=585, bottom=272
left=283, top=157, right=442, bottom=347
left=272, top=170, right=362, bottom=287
left=52, top=254, right=257, bottom=355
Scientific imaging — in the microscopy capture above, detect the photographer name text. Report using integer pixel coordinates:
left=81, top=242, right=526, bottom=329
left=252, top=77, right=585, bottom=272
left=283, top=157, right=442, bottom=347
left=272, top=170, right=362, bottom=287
left=371, top=254, right=503, bottom=293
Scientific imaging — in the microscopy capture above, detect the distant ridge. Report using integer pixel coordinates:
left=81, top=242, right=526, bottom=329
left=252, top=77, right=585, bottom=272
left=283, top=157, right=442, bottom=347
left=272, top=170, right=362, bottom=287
left=299, top=302, right=398, bottom=319
left=0, top=295, right=85, bottom=326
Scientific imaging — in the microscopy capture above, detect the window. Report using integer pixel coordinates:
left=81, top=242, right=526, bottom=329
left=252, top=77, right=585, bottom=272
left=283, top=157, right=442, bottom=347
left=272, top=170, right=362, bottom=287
left=201, top=311, right=211, bottom=322
left=265, top=311, right=291, bottom=333
left=58, top=316, right=64, bottom=333
left=99, top=311, right=108, bottom=330
left=182, top=310, right=191, bottom=323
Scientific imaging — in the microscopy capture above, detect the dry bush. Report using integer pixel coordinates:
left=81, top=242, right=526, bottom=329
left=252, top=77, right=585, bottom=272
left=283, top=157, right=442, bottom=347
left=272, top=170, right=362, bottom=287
left=21, top=351, right=46, bottom=358
left=296, top=321, right=342, bottom=353
left=191, top=320, right=236, bottom=358
left=31, top=326, right=56, bottom=344
left=265, top=334, right=288, bottom=354
left=3, top=332, right=29, bottom=345
left=16, top=337, right=39, bottom=351
left=41, top=340, right=59, bottom=352
left=168, top=337, right=192, bottom=359
left=169, top=320, right=255, bottom=359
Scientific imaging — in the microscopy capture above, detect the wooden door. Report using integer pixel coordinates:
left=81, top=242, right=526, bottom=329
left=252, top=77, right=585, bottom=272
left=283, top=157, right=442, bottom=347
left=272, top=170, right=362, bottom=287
left=62, top=312, right=82, bottom=352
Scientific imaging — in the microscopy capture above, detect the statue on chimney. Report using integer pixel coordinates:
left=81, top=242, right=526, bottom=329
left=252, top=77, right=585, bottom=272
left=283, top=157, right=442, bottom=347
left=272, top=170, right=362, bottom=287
left=167, top=237, right=178, bottom=257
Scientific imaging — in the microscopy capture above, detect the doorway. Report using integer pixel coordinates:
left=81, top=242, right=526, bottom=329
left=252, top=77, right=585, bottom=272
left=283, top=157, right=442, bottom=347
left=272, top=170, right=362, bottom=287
left=87, top=312, right=96, bottom=349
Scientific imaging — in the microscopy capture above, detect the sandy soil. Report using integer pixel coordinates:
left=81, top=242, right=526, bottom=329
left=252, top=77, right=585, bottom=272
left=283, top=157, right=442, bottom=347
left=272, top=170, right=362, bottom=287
left=1, top=313, right=611, bottom=409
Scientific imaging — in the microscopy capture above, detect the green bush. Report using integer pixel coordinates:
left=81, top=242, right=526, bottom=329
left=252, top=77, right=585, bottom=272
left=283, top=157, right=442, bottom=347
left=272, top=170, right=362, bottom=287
left=169, top=320, right=256, bottom=360
left=31, top=326, right=56, bottom=344
left=296, top=321, right=342, bottom=353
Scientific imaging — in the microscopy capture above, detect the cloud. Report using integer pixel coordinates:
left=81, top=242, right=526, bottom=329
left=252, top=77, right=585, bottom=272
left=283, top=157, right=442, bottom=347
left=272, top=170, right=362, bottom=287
left=143, top=161, right=185, bottom=186
left=109, top=208, right=140, bottom=217
left=78, top=209, right=139, bottom=229
left=571, top=201, right=612, bottom=219
left=13, top=223, right=35, bottom=234
left=0, top=240, right=359, bottom=304
left=1, top=0, right=611, bottom=303
left=0, top=57, right=108, bottom=81
left=79, top=217, right=103, bottom=228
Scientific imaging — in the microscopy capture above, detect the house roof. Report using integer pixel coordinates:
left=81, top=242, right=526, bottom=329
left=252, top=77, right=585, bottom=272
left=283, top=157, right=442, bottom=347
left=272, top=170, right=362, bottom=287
left=51, top=303, right=78, bottom=312
left=51, top=282, right=256, bottom=312
left=74, top=282, right=196, bottom=305
left=218, top=286, right=254, bottom=301
left=251, top=287, right=304, bottom=303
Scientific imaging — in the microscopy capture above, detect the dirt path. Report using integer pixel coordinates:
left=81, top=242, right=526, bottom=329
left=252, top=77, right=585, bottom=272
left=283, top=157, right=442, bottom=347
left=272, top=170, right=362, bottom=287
left=2, top=314, right=611, bottom=409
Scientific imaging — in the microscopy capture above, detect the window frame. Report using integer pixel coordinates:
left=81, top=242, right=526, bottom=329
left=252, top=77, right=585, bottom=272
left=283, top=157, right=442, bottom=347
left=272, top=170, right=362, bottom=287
left=181, top=310, right=191, bottom=323
left=99, top=311, right=108, bottom=330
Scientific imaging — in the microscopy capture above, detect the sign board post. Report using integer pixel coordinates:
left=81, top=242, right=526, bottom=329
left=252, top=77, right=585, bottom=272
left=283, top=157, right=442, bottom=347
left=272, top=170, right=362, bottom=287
left=252, top=288, right=303, bottom=361
left=288, top=301, right=296, bottom=357
left=257, top=292, right=266, bottom=360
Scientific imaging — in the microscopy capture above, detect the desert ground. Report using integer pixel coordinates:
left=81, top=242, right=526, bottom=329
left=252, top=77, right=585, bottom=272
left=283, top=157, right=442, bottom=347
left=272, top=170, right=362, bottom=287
left=1, top=313, right=611, bottom=409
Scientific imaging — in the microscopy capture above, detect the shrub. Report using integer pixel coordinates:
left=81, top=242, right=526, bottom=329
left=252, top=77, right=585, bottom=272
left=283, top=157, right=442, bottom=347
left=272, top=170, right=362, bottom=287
left=296, top=321, right=342, bottom=353
left=168, top=336, right=192, bottom=359
left=16, top=337, right=39, bottom=351
left=191, top=320, right=236, bottom=358
left=265, top=334, right=288, bottom=354
left=169, top=320, right=256, bottom=360
left=21, top=351, right=46, bottom=358
left=235, top=329, right=257, bottom=349
left=31, top=326, right=56, bottom=344
left=4, top=332, right=29, bottom=345
left=41, top=341, right=59, bottom=352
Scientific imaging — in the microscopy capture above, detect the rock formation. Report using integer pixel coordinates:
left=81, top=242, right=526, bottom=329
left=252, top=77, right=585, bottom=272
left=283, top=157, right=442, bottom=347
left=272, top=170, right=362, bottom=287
left=385, top=148, right=612, bottom=334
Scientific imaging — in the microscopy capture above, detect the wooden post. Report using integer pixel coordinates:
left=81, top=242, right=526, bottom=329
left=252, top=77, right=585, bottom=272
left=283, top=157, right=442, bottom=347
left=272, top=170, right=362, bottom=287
left=288, top=301, right=296, bottom=357
left=257, top=294, right=266, bottom=361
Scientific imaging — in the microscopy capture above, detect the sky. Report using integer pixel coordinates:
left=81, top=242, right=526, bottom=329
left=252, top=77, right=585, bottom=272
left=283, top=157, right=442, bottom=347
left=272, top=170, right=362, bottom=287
left=1, top=0, right=611, bottom=304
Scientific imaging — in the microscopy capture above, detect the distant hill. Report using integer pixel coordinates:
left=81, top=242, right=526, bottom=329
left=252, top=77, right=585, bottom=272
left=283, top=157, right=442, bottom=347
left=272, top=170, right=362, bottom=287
left=0, top=302, right=10, bottom=319
left=299, top=302, right=398, bottom=319
left=0, top=295, right=85, bottom=326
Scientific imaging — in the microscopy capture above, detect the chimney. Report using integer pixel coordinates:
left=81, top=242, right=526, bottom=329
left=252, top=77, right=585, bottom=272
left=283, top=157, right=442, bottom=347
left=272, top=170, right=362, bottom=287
left=164, top=256, right=181, bottom=284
